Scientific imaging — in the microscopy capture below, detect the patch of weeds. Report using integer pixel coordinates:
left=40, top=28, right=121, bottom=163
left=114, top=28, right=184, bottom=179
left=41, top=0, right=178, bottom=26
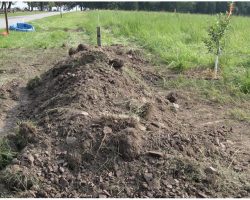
left=27, top=76, right=41, bottom=90
left=240, top=76, right=250, bottom=94
left=172, top=61, right=186, bottom=72
left=202, top=86, right=233, bottom=104
left=10, top=121, right=38, bottom=150
left=161, top=75, right=248, bottom=104
left=229, top=109, right=250, bottom=123
left=170, top=157, right=206, bottom=183
left=127, top=101, right=153, bottom=120
left=214, top=163, right=250, bottom=196
left=0, top=139, right=16, bottom=170
left=123, top=67, right=150, bottom=91
left=0, top=168, right=37, bottom=191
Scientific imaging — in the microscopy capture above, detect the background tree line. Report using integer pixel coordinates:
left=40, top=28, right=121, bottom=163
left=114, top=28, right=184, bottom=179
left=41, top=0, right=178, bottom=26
left=26, top=2, right=250, bottom=16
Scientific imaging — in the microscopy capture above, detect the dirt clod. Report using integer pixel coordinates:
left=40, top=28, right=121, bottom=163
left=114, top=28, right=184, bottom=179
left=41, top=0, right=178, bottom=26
left=115, top=128, right=142, bottom=161
left=68, top=47, right=77, bottom=57
left=166, top=92, right=178, bottom=103
left=18, top=122, right=37, bottom=144
left=77, top=44, right=88, bottom=52
left=109, top=58, right=124, bottom=70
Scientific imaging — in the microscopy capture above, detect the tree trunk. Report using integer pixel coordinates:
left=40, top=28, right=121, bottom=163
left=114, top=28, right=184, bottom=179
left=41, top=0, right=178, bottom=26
left=4, top=2, right=9, bottom=34
left=40, top=2, right=44, bottom=11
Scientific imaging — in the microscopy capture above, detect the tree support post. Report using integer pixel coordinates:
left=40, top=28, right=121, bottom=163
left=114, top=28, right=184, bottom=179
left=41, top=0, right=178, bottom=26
left=97, top=26, right=101, bottom=47
left=214, top=54, right=219, bottom=78
left=214, top=47, right=221, bottom=79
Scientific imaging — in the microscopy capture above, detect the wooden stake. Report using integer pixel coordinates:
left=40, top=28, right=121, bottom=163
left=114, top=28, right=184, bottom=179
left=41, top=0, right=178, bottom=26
left=97, top=26, right=101, bottom=47
left=4, top=2, right=9, bottom=34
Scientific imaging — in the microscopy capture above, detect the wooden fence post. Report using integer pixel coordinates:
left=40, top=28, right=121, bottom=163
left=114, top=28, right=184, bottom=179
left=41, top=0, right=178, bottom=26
left=97, top=26, right=101, bottom=47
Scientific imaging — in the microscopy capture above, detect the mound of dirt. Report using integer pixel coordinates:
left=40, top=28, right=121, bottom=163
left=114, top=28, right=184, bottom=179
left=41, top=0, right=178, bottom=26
left=1, top=45, right=249, bottom=198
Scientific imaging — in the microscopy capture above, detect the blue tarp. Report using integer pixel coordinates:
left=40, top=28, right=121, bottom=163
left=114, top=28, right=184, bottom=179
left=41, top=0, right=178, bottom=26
left=9, top=23, right=35, bottom=32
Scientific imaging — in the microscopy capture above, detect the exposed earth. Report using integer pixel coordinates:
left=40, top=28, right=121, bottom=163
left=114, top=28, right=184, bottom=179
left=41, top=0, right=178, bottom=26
left=0, top=44, right=249, bottom=197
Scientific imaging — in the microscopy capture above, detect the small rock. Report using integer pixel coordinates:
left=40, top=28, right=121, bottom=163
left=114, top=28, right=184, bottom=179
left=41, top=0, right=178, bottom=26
left=215, top=137, right=220, bottom=146
left=52, top=165, right=58, bottom=173
left=98, top=194, right=107, bottom=198
left=48, top=165, right=53, bottom=172
left=80, top=111, right=89, bottom=116
left=141, top=182, right=148, bottom=189
left=37, top=171, right=42, bottom=176
left=173, top=103, right=179, bottom=109
left=57, top=159, right=65, bottom=164
left=167, top=184, right=173, bottom=189
left=204, top=166, right=218, bottom=175
left=68, top=47, right=77, bottom=56
left=59, top=166, right=65, bottom=173
left=170, top=103, right=179, bottom=112
left=115, top=170, right=122, bottom=177
left=146, top=191, right=154, bottom=197
left=146, top=151, right=164, bottom=158
left=151, top=122, right=165, bottom=128
left=59, top=177, right=69, bottom=188
left=109, top=58, right=124, bottom=70
left=36, top=191, right=49, bottom=198
left=102, top=190, right=111, bottom=197
left=66, top=136, right=77, bottom=145
left=76, top=44, right=88, bottom=52
left=103, top=126, right=112, bottom=134
left=138, top=124, right=146, bottom=131
left=233, top=165, right=242, bottom=172
left=82, top=139, right=91, bottom=149
left=143, top=172, right=153, bottom=183
left=12, top=158, right=20, bottom=164
left=30, top=184, right=39, bottom=191
left=220, top=142, right=226, bottom=151
left=197, top=191, right=208, bottom=198
left=148, top=178, right=161, bottom=190
left=25, top=154, right=35, bottom=165
left=114, top=164, right=122, bottom=177
left=179, top=144, right=184, bottom=151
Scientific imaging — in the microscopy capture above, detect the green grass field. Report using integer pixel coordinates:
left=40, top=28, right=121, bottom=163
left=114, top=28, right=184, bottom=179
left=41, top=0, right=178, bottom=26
left=0, top=10, right=250, bottom=98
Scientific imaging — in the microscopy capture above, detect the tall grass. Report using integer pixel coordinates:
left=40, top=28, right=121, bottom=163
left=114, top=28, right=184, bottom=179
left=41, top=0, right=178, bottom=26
left=0, top=11, right=250, bottom=94
left=81, top=11, right=250, bottom=93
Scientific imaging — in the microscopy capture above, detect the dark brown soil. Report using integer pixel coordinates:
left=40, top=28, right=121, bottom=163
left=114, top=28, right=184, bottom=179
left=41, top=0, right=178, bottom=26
left=0, top=45, right=249, bottom=198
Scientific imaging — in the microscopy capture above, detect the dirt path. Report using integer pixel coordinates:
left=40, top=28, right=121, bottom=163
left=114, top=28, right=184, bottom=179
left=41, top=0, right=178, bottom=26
left=0, top=48, right=66, bottom=137
left=0, top=85, right=29, bottom=137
